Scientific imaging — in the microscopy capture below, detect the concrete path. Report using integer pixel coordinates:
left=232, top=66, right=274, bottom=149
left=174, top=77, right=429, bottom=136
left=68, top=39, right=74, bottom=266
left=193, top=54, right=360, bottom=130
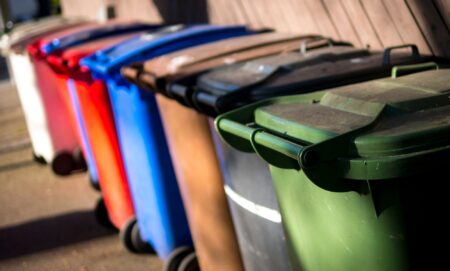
left=0, top=80, right=163, bottom=271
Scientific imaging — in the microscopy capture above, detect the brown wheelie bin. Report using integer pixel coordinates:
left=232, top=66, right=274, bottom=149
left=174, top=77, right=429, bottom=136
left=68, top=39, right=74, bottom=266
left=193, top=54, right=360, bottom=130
left=122, top=33, right=341, bottom=271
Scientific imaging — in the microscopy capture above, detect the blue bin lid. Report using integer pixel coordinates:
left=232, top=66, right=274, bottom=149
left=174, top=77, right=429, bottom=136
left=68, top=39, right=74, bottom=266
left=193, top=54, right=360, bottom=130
left=41, top=21, right=163, bottom=54
left=80, top=24, right=252, bottom=76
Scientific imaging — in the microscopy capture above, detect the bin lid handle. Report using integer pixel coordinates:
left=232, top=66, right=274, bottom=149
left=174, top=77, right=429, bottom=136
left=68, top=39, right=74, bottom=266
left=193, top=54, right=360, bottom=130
left=391, top=62, right=439, bottom=78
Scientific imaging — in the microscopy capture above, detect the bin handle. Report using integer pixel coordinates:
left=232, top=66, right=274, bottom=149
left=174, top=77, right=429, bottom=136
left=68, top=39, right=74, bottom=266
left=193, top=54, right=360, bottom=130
left=391, top=62, right=439, bottom=78
left=218, top=118, right=304, bottom=169
left=383, top=44, right=420, bottom=66
left=300, top=37, right=332, bottom=54
left=300, top=37, right=353, bottom=54
left=250, top=129, right=304, bottom=161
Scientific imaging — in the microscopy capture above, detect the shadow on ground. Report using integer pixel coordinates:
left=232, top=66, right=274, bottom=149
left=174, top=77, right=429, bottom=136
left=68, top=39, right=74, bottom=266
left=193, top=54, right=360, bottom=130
left=0, top=210, right=116, bottom=260
left=0, top=58, right=9, bottom=81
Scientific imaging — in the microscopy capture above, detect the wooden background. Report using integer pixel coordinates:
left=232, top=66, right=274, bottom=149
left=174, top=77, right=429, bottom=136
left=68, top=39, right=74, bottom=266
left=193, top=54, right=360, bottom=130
left=61, top=0, right=450, bottom=57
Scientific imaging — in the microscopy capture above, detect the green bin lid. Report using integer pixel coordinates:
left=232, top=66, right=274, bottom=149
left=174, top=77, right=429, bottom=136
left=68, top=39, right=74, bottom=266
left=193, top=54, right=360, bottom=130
left=256, top=69, right=450, bottom=156
left=217, top=67, right=450, bottom=182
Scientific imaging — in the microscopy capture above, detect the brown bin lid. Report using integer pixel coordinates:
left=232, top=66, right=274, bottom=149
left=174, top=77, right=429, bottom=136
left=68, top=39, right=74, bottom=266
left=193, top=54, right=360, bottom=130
left=123, top=32, right=335, bottom=91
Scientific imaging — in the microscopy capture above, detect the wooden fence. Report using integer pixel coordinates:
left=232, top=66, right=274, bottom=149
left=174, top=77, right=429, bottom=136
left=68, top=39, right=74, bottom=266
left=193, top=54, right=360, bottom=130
left=62, top=0, right=450, bottom=57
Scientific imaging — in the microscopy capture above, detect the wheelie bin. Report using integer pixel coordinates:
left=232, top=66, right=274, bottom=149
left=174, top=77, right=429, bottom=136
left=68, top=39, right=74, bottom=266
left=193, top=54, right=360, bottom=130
left=133, top=43, right=444, bottom=271
left=0, top=17, right=87, bottom=164
left=215, top=65, right=450, bottom=271
left=121, top=34, right=340, bottom=271
left=41, top=22, right=162, bottom=191
left=80, top=25, right=252, bottom=266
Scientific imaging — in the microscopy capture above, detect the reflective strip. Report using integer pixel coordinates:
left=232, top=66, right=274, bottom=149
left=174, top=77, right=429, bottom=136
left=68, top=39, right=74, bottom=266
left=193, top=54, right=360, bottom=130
left=224, top=185, right=282, bottom=223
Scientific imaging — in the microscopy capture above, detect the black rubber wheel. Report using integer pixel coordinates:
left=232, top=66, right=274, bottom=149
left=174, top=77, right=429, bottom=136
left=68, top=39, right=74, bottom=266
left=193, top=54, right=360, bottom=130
left=72, top=146, right=87, bottom=171
left=89, top=176, right=101, bottom=192
left=177, top=252, right=199, bottom=271
left=94, top=197, right=115, bottom=230
left=32, top=151, right=47, bottom=165
left=120, top=217, right=138, bottom=253
left=51, top=152, right=75, bottom=175
left=131, top=220, right=155, bottom=254
left=164, top=247, right=194, bottom=271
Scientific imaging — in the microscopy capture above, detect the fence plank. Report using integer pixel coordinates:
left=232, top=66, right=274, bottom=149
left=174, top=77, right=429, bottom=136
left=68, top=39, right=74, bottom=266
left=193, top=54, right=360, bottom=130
left=434, top=0, right=450, bottom=30
left=382, top=0, right=431, bottom=54
left=407, top=0, right=450, bottom=57
left=304, top=0, right=339, bottom=38
left=322, top=0, right=361, bottom=46
left=361, top=0, right=403, bottom=47
left=341, top=0, right=382, bottom=49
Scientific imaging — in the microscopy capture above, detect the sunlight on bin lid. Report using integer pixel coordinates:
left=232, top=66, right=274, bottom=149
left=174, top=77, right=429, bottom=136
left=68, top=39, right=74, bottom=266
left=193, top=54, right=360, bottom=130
left=40, top=21, right=160, bottom=54
left=80, top=25, right=250, bottom=75
left=137, top=32, right=322, bottom=85
left=255, top=69, right=450, bottom=157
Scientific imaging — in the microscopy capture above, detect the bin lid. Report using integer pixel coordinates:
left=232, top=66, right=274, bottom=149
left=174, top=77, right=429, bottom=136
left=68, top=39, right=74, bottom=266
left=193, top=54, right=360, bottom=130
left=252, top=68, right=450, bottom=178
left=131, top=32, right=324, bottom=92
left=216, top=67, right=450, bottom=182
left=80, top=25, right=252, bottom=77
left=0, top=16, right=87, bottom=54
left=46, top=33, right=141, bottom=76
left=197, top=44, right=436, bottom=116
left=27, top=22, right=100, bottom=57
left=40, top=21, right=161, bottom=55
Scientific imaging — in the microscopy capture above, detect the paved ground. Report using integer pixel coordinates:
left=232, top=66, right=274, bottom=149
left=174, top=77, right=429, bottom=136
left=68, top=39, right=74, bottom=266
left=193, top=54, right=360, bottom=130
left=0, top=80, right=163, bottom=271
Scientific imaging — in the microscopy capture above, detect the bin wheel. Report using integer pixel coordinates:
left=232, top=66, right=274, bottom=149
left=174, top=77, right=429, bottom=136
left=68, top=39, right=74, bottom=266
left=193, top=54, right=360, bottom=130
left=120, top=217, right=139, bottom=253
left=89, top=176, right=101, bottom=191
left=32, top=151, right=47, bottom=165
left=177, top=252, right=199, bottom=271
left=51, top=152, right=75, bottom=176
left=94, top=197, right=115, bottom=230
left=130, top=220, right=155, bottom=254
left=72, top=147, right=87, bottom=171
left=164, top=247, right=194, bottom=271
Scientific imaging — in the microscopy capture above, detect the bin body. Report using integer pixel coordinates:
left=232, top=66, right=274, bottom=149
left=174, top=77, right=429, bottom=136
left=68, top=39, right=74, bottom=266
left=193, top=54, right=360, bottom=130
left=28, top=51, right=80, bottom=158
left=0, top=17, right=86, bottom=163
left=156, top=96, right=244, bottom=270
left=106, top=80, right=192, bottom=258
left=210, top=126, right=290, bottom=271
left=81, top=25, right=251, bottom=260
left=216, top=68, right=450, bottom=271
left=74, top=78, right=134, bottom=228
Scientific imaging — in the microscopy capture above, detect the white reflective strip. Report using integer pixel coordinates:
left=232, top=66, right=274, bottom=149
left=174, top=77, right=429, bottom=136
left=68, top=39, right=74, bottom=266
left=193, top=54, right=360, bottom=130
left=224, top=185, right=282, bottom=223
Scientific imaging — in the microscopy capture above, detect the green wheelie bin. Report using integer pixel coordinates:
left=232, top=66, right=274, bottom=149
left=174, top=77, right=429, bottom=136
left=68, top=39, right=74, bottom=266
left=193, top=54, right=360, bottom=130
left=215, top=64, right=450, bottom=271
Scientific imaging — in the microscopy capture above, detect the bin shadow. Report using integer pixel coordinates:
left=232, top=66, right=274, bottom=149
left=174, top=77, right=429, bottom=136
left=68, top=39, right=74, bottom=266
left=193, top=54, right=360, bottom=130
left=0, top=210, right=116, bottom=260
left=153, top=0, right=209, bottom=23
left=0, top=159, right=35, bottom=173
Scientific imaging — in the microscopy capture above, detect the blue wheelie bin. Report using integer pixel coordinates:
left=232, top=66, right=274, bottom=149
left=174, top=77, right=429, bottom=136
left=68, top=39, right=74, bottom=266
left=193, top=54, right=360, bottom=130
left=80, top=25, right=254, bottom=268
